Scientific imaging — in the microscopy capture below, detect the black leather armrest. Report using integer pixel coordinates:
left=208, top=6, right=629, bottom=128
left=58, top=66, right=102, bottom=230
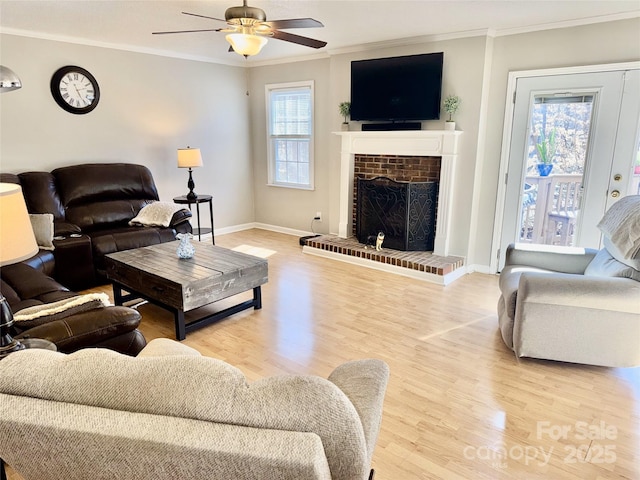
left=16, top=306, right=142, bottom=353
left=170, top=209, right=192, bottom=227
left=54, top=221, right=82, bottom=236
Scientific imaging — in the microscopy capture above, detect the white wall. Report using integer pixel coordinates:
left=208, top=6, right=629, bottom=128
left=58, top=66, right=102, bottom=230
left=3, top=17, right=638, bottom=269
left=477, top=17, right=640, bottom=268
left=248, top=17, right=640, bottom=268
left=247, top=58, right=332, bottom=234
left=249, top=36, right=489, bottom=258
left=0, top=33, right=254, bottom=230
left=327, top=36, right=489, bottom=258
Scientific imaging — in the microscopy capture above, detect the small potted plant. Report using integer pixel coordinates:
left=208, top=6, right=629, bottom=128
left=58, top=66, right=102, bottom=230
left=443, top=95, right=460, bottom=131
left=339, top=101, right=351, bottom=131
left=535, top=129, right=557, bottom=177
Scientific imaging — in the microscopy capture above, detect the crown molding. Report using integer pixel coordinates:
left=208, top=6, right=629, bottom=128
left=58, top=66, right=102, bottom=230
left=2, top=11, right=638, bottom=68
left=494, top=11, right=640, bottom=37
left=0, top=27, right=245, bottom=67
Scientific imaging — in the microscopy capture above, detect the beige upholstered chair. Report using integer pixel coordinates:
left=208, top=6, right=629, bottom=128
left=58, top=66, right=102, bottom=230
left=0, top=338, right=389, bottom=480
left=497, top=195, right=640, bottom=367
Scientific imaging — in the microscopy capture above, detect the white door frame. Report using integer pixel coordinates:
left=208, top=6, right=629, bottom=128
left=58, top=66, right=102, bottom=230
left=490, top=61, right=640, bottom=273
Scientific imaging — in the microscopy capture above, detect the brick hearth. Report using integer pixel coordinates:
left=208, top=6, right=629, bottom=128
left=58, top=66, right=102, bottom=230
left=304, top=235, right=464, bottom=278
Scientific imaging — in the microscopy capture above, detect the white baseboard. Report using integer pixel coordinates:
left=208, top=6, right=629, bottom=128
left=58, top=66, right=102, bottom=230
left=213, top=222, right=318, bottom=239
left=253, top=223, right=316, bottom=238
left=465, top=264, right=495, bottom=275
left=213, top=223, right=258, bottom=236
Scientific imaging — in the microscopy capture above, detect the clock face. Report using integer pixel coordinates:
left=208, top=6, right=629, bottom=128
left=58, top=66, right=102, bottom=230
left=50, top=66, right=100, bottom=114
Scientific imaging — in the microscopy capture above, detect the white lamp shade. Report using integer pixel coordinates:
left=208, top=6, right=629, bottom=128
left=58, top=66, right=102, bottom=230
left=0, top=183, right=38, bottom=266
left=226, top=34, right=267, bottom=56
left=177, top=148, right=203, bottom=168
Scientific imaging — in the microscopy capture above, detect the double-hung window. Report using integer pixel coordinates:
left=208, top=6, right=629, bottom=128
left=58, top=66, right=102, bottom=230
left=266, top=81, right=314, bottom=190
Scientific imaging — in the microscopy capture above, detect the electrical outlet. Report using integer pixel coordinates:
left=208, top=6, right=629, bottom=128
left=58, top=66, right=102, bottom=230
left=314, top=211, right=322, bottom=222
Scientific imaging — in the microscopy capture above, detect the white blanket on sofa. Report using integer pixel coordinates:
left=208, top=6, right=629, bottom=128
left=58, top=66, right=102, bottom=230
left=13, top=293, right=111, bottom=323
left=129, top=201, right=186, bottom=228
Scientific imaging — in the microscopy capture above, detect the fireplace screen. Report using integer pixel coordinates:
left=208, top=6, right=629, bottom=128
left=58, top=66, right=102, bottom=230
left=356, top=177, right=438, bottom=251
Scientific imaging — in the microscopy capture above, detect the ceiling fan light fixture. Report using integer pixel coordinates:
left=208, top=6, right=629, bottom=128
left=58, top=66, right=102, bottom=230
left=226, top=33, right=267, bottom=56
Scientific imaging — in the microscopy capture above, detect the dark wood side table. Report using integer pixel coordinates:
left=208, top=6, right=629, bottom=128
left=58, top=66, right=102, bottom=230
left=173, top=195, right=215, bottom=244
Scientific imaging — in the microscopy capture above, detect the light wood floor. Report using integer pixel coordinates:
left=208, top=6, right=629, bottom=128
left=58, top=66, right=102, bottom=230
left=7, top=229, right=640, bottom=479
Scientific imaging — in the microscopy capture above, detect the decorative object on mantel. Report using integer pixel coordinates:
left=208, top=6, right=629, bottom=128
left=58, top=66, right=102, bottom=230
left=176, top=233, right=196, bottom=259
left=0, top=65, right=22, bottom=93
left=443, top=94, right=461, bottom=131
left=177, top=146, right=203, bottom=201
left=535, top=128, right=557, bottom=176
left=0, top=183, right=39, bottom=358
left=339, top=101, right=351, bottom=131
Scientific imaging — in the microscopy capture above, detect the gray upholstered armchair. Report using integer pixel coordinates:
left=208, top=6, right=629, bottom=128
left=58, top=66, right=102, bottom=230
left=497, top=195, right=640, bottom=367
left=0, top=338, right=389, bottom=480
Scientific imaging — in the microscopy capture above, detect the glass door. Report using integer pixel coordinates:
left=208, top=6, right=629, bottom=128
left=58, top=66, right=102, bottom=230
left=498, top=69, right=640, bottom=269
left=519, top=93, right=593, bottom=247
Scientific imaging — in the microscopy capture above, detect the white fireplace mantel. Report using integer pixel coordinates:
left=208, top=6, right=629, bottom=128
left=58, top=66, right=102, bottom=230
left=334, top=130, right=462, bottom=257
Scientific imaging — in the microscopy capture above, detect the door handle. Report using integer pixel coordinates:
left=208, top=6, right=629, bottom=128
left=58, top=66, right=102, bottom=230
left=611, top=190, right=620, bottom=198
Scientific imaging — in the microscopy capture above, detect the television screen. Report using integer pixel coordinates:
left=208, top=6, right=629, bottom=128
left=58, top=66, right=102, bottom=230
left=350, top=52, right=443, bottom=122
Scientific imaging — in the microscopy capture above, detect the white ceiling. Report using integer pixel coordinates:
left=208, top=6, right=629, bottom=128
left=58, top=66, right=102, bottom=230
left=1, top=1, right=639, bottom=66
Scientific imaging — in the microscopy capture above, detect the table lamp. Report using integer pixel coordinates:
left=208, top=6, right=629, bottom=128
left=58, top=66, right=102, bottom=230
left=0, top=183, right=39, bottom=359
left=177, top=147, right=203, bottom=201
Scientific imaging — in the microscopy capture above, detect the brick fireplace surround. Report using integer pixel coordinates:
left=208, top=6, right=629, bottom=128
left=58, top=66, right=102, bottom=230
left=351, top=154, right=441, bottom=237
left=303, top=130, right=466, bottom=286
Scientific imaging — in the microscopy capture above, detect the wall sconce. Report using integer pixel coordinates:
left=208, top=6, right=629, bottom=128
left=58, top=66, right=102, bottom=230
left=0, top=65, right=22, bottom=93
left=177, top=147, right=203, bottom=201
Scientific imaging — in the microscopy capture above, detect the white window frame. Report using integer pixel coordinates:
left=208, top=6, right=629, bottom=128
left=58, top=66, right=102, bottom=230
left=265, top=80, right=315, bottom=190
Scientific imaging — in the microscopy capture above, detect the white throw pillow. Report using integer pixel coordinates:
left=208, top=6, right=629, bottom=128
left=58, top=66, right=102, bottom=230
left=29, top=213, right=55, bottom=251
left=129, top=201, right=186, bottom=228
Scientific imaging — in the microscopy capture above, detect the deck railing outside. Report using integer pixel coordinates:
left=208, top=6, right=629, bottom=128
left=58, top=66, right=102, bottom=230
left=520, top=174, right=583, bottom=246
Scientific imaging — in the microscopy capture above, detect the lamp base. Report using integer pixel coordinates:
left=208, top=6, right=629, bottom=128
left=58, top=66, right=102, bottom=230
left=0, top=338, right=25, bottom=360
left=186, top=168, right=198, bottom=201
left=0, top=295, right=25, bottom=359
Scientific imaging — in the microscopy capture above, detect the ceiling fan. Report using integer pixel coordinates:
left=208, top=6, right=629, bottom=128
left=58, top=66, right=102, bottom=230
left=153, top=1, right=327, bottom=57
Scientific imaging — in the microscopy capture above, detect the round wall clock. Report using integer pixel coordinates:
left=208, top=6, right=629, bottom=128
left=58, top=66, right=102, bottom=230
left=50, top=65, right=100, bottom=114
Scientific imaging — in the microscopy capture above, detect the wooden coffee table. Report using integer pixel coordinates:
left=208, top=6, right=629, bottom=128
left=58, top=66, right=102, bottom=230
left=105, top=242, right=268, bottom=340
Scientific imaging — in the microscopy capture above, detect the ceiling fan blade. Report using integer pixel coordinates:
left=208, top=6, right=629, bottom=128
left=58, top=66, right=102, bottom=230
left=181, top=11, right=227, bottom=23
left=264, top=18, right=324, bottom=29
left=271, top=30, right=327, bottom=49
left=152, top=28, right=223, bottom=35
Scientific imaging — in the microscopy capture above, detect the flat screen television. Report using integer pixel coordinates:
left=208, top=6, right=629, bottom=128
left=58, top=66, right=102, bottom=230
left=350, top=52, right=443, bottom=122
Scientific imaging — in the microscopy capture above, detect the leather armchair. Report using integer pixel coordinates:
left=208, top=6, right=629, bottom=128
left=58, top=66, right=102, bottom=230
left=0, top=263, right=145, bottom=355
left=497, top=196, right=640, bottom=367
left=0, top=338, right=389, bottom=480
left=1, top=164, right=192, bottom=289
